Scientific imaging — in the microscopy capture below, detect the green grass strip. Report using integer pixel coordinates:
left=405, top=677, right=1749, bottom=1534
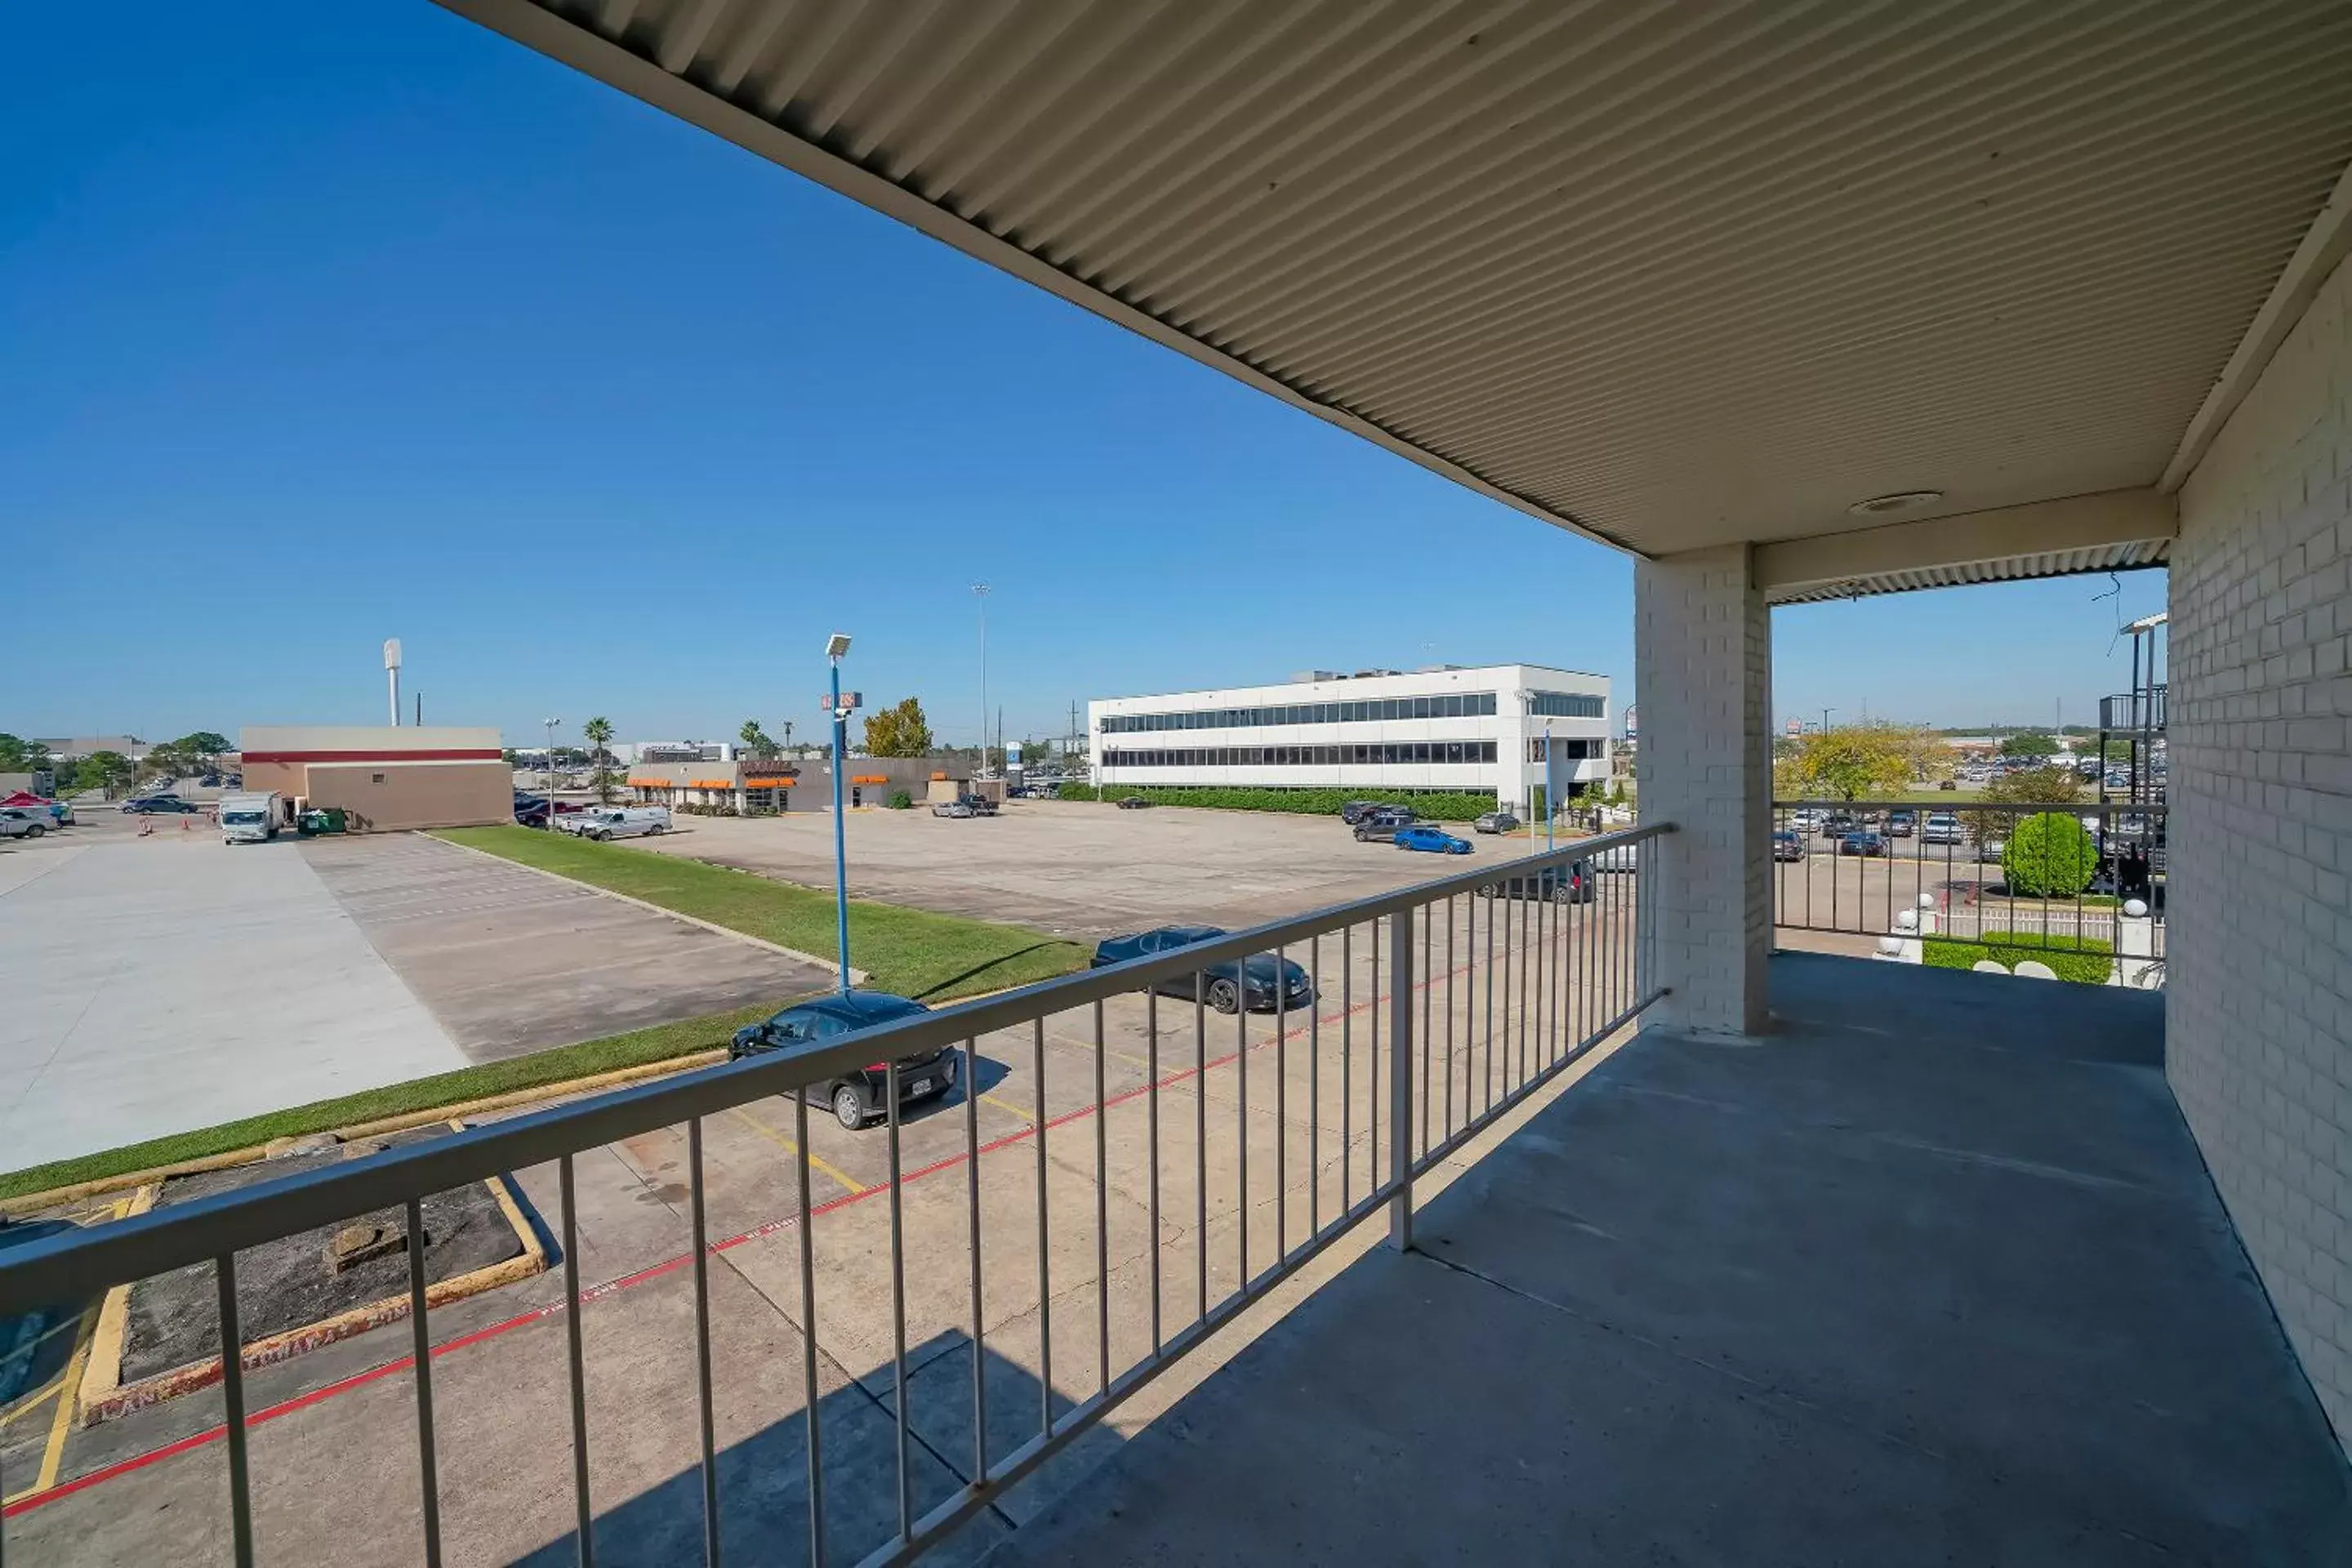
left=436, top=824, right=1089, bottom=1000
left=0, top=1000, right=777, bottom=1201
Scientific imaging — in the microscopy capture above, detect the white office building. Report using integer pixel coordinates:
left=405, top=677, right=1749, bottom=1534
left=1090, top=664, right=1612, bottom=813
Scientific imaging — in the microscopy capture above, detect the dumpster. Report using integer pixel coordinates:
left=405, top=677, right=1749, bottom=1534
left=296, top=807, right=348, bottom=836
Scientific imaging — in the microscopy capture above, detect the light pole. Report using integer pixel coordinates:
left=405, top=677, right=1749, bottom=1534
left=972, top=583, right=991, bottom=777
left=542, top=716, right=561, bottom=785
left=1545, top=719, right=1557, bottom=853
left=1820, top=707, right=1836, bottom=736
left=825, top=634, right=856, bottom=996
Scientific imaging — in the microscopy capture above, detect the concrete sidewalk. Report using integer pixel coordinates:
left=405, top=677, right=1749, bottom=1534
left=985, top=954, right=2352, bottom=1565
left=0, top=839, right=468, bottom=1170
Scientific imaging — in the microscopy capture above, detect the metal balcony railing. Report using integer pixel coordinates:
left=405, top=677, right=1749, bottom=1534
left=2099, top=685, right=2166, bottom=733
left=0, top=823, right=1670, bottom=1567
left=1772, top=799, right=2165, bottom=965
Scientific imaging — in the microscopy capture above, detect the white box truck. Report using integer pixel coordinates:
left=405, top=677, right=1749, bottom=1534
left=219, top=791, right=281, bottom=844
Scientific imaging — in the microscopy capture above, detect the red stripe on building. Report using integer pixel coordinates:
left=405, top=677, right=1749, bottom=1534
left=239, top=750, right=505, bottom=764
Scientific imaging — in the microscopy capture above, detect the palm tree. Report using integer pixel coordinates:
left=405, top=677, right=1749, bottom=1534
left=583, top=716, right=618, bottom=804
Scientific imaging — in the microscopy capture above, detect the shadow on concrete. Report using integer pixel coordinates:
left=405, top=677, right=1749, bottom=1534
left=982, top=952, right=2352, bottom=1566
left=508, top=1327, right=1116, bottom=1567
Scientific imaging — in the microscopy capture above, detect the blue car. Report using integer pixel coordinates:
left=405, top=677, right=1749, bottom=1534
left=1396, top=824, right=1472, bottom=855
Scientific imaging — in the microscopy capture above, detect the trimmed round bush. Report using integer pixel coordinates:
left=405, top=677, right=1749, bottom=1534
left=2002, top=811, right=2098, bottom=898
left=885, top=790, right=914, bottom=810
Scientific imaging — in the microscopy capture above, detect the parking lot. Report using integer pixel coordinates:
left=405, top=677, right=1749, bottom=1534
left=2, top=852, right=1646, bottom=1565
left=0, top=821, right=834, bottom=1172
left=624, top=797, right=1556, bottom=937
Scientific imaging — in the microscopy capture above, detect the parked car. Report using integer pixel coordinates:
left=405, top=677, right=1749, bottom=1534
left=513, top=792, right=553, bottom=828
left=572, top=806, right=671, bottom=840
left=1886, top=810, right=1916, bottom=836
left=1976, top=835, right=2007, bottom=862
left=1772, top=829, right=1806, bottom=862
left=1478, top=862, right=1593, bottom=902
left=956, top=794, right=999, bottom=816
left=932, top=800, right=975, bottom=818
left=1818, top=810, right=1860, bottom=837
left=0, top=792, right=69, bottom=826
left=1116, top=796, right=1153, bottom=809
left=1838, top=831, right=1888, bottom=857
left=1584, top=840, right=1641, bottom=873
left=1472, top=810, right=1520, bottom=835
left=0, top=808, right=47, bottom=840
left=1090, top=925, right=1314, bottom=1014
left=122, top=795, right=198, bottom=815
left=728, top=991, right=954, bottom=1129
left=1396, top=824, right=1472, bottom=855
left=1352, top=813, right=1414, bottom=843
left=1920, top=813, right=1967, bottom=844
left=1340, top=800, right=1395, bottom=825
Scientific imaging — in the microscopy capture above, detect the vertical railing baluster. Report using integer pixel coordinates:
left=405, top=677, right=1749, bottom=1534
left=1419, top=911, right=1432, bottom=1160
left=795, top=1096, right=824, bottom=1567
left=964, top=1037, right=987, bottom=1479
left=407, top=1197, right=443, bottom=1568
left=1340, top=925, right=1352, bottom=1213
left=686, top=1127, right=718, bottom=1568
left=1147, top=996, right=1161, bottom=1354
left=1445, top=896, right=1456, bottom=1141
left=887, top=1062, right=910, bottom=1544
left=1483, top=888, right=1495, bottom=1116
left=1308, top=935, right=1320, bottom=1236
left=559, top=1154, right=594, bottom=1568
left=1094, top=1000, right=1109, bottom=1396
left=1388, top=906, right=1414, bottom=1244
left=216, top=1252, right=254, bottom=1568
left=1236, top=953, right=1249, bottom=1294
left=1033, top=1019, right=1052, bottom=1437
left=1370, top=919, right=1381, bottom=1207
left=1195, top=982, right=1207, bottom=1323
left=1274, top=943, right=1288, bottom=1258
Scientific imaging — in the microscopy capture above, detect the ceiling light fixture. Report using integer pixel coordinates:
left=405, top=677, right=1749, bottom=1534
left=1847, top=489, right=1944, bottom=517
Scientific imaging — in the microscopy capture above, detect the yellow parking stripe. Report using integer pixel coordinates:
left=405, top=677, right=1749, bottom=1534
left=0, top=1375, right=62, bottom=1432
left=727, top=1106, right=869, bottom=1195
left=978, top=1091, right=1036, bottom=1124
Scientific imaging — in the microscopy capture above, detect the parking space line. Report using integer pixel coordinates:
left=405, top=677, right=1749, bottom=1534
left=728, top=1105, right=869, bottom=1195
left=978, top=1090, right=1036, bottom=1124
left=2, top=916, right=1588, bottom=1521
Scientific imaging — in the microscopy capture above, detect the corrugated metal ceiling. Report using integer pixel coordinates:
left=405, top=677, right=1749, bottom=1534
left=1766, top=538, right=2173, bottom=605
left=452, top=0, right=2352, bottom=562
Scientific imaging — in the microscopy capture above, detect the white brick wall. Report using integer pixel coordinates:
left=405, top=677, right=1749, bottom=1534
left=1634, top=545, right=1771, bottom=1036
left=2170, top=250, right=2352, bottom=1454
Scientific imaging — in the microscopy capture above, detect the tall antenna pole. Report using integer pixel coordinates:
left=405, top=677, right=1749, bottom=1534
left=972, top=583, right=991, bottom=776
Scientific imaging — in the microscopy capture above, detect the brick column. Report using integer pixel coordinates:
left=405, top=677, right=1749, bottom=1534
left=1634, top=544, right=1772, bottom=1036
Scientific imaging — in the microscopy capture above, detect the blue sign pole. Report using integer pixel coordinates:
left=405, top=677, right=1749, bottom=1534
left=829, top=657, right=851, bottom=995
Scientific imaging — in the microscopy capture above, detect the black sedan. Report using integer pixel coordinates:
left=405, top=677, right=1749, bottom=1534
left=122, top=795, right=198, bottom=814
left=1116, top=795, right=1154, bottom=809
left=729, top=991, right=957, bottom=1129
left=1477, top=862, right=1593, bottom=902
left=1091, top=925, right=1315, bottom=1014
left=1838, top=831, right=1889, bottom=858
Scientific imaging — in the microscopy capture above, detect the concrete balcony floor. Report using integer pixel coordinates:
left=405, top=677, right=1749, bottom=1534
left=987, top=953, right=2352, bottom=1565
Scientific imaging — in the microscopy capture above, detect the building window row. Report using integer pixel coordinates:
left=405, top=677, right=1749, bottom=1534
left=1105, top=742, right=1501, bottom=768
left=1102, top=692, right=1500, bottom=733
left=1526, top=737, right=1606, bottom=762
left=1526, top=691, right=1606, bottom=718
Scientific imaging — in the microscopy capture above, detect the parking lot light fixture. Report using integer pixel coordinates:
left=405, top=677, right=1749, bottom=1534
left=826, top=635, right=853, bottom=995
left=542, top=717, right=561, bottom=783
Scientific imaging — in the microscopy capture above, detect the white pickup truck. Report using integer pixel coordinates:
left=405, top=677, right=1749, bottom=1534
left=562, top=806, right=671, bottom=841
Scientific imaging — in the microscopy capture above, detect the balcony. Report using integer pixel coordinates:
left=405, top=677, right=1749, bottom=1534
left=987, top=953, right=2352, bottom=1564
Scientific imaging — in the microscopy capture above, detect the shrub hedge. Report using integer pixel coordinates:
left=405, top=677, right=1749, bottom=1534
left=1922, top=929, right=2113, bottom=984
left=1054, top=783, right=1498, bottom=821
left=2002, top=811, right=2099, bottom=898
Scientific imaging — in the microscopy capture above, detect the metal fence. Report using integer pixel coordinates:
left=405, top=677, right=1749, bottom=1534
left=0, top=823, right=1669, bottom=1567
left=1771, top=799, right=2165, bottom=960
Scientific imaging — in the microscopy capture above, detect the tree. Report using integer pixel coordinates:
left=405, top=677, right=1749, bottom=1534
left=77, top=751, right=135, bottom=796
left=1786, top=724, right=1944, bottom=801
left=2000, top=731, right=2059, bottom=760
left=0, top=733, right=32, bottom=771
left=583, top=716, right=619, bottom=804
left=1971, top=764, right=2082, bottom=840
left=173, top=731, right=230, bottom=767
left=862, top=697, right=934, bottom=759
left=2003, top=812, right=2100, bottom=898
left=738, top=719, right=780, bottom=760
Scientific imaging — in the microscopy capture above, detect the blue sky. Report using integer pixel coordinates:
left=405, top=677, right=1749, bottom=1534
left=3, top=4, right=2167, bottom=751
